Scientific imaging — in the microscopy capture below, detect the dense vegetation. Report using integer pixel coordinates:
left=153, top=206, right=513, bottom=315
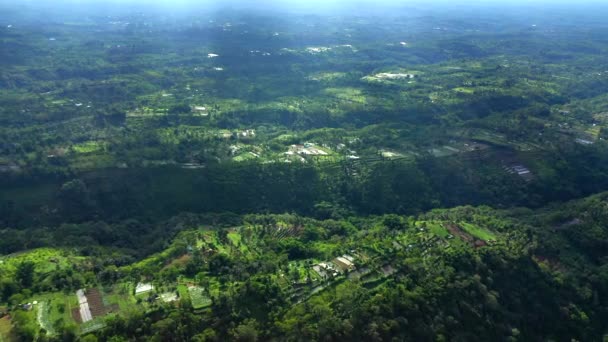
left=2, top=1, right=608, bottom=341
left=3, top=195, right=608, bottom=341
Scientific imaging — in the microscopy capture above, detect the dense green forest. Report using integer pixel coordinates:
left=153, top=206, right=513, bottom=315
left=2, top=1, right=608, bottom=341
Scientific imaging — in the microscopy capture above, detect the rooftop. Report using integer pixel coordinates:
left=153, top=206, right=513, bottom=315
left=135, top=283, right=154, bottom=294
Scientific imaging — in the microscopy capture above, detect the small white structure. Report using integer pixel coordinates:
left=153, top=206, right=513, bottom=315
left=373, top=73, right=416, bottom=80
left=312, top=265, right=327, bottom=278
left=334, top=256, right=356, bottom=271
left=508, top=165, right=530, bottom=175
left=381, top=150, right=401, bottom=158
left=342, top=255, right=355, bottom=263
left=306, top=46, right=331, bottom=54
left=160, top=292, right=178, bottom=303
left=289, top=143, right=328, bottom=156
left=76, top=289, right=93, bottom=323
left=239, top=129, right=256, bottom=138
left=135, top=283, right=154, bottom=295
left=575, top=138, right=593, bottom=145
left=207, top=53, right=219, bottom=58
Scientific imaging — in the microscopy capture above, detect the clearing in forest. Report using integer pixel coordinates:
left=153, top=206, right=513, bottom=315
left=459, top=222, right=497, bottom=241
left=187, top=286, right=212, bottom=309
left=445, top=223, right=497, bottom=247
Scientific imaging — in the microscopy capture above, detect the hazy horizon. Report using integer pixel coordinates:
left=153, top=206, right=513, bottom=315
left=3, top=0, right=608, bottom=16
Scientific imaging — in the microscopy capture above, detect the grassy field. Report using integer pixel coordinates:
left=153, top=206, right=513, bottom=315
left=197, top=231, right=228, bottom=254
left=227, top=232, right=242, bottom=247
left=177, top=284, right=190, bottom=302
left=103, top=284, right=137, bottom=312
left=187, top=286, right=212, bottom=309
left=227, top=232, right=253, bottom=255
left=233, top=152, right=258, bottom=162
left=80, top=319, right=106, bottom=335
left=459, top=222, right=498, bottom=241
left=35, top=293, right=77, bottom=336
left=0, top=316, right=14, bottom=342
left=36, top=301, right=54, bottom=335
left=0, top=248, right=86, bottom=277
left=72, top=141, right=105, bottom=154
left=425, top=222, right=450, bottom=238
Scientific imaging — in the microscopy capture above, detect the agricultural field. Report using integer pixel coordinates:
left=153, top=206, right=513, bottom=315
left=423, top=221, right=451, bottom=239
left=176, top=284, right=190, bottom=302
left=0, top=315, right=14, bottom=342
left=187, top=286, right=212, bottom=310
left=459, top=222, right=498, bottom=242
left=227, top=231, right=254, bottom=256
left=0, top=280, right=154, bottom=339
left=159, top=292, right=178, bottom=303
left=71, top=141, right=106, bottom=155
left=34, top=293, right=77, bottom=336
left=0, top=249, right=86, bottom=275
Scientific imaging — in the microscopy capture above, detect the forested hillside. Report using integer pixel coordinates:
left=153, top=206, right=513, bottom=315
left=3, top=194, right=608, bottom=340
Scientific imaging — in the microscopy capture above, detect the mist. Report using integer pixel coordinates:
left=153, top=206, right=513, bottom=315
left=4, top=0, right=608, bottom=18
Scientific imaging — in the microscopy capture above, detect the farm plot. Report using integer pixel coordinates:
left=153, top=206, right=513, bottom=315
left=445, top=223, right=496, bottom=247
left=197, top=231, right=228, bottom=254
left=0, top=248, right=86, bottom=276
left=160, top=292, right=178, bottom=303
left=227, top=232, right=252, bottom=255
left=287, top=261, right=319, bottom=284
left=177, top=284, right=190, bottom=302
left=36, top=301, right=55, bottom=335
left=424, top=222, right=450, bottom=238
left=35, top=293, right=77, bottom=335
left=86, top=288, right=118, bottom=318
left=103, top=283, right=137, bottom=312
left=446, top=224, right=475, bottom=244
left=80, top=319, right=106, bottom=335
left=0, top=316, right=14, bottom=342
left=459, top=222, right=497, bottom=241
left=71, top=288, right=118, bottom=324
left=187, top=286, right=212, bottom=309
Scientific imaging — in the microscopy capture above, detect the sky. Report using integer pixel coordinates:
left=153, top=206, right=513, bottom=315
left=2, top=0, right=607, bottom=21
left=7, top=0, right=608, bottom=10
